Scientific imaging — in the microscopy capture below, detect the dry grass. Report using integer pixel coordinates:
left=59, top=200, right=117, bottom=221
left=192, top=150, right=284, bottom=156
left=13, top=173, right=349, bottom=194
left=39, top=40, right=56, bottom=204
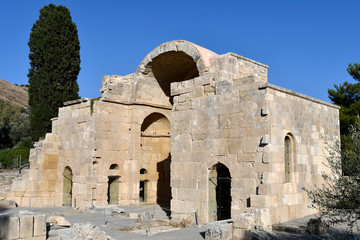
left=0, top=79, right=29, bottom=109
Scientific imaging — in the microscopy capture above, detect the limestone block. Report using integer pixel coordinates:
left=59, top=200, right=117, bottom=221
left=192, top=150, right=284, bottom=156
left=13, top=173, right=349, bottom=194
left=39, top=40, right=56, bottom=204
left=237, top=153, right=255, bottom=163
left=193, top=86, right=204, bottom=98
left=248, top=208, right=271, bottom=229
left=233, top=213, right=254, bottom=229
left=233, top=228, right=248, bottom=240
left=171, top=84, right=195, bottom=96
left=258, top=183, right=282, bottom=195
left=204, top=84, right=215, bottom=96
left=216, top=79, right=233, bottom=94
left=0, top=215, right=20, bottom=239
left=262, top=172, right=282, bottom=184
left=242, top=137, right=258, bottom=153
left=20, top=214, right=34, bottom=238
left=171, top=178, right=181, bottom=188
left=43, top=154, right=58, bottom=169
left=250, top=195, right=273, bottom=208
left=0, top=200, right=17, bottom=208
left=237, top=178, right=256, bottom=190
left=33, top=214, right=46, bottom=237
left=47, top=216, right=71, bottom=226
left=205, top=220, right=233, bottom=240
left=228, top=138, right=243, bottom=154
left=194, top=75, right=212, bottom=86
left=282, top=182, right=296, bottom=194
left=235, top=164, right=256, bottom=179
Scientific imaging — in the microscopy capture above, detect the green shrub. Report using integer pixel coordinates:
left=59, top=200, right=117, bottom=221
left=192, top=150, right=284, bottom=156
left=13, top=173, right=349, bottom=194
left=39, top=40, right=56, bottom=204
left=0, top=146, right=30, bottom=168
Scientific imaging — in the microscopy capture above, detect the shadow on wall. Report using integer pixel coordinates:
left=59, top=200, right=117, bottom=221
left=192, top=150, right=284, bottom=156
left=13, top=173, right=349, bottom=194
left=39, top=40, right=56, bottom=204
left=157, top=153, right=171, bottom=217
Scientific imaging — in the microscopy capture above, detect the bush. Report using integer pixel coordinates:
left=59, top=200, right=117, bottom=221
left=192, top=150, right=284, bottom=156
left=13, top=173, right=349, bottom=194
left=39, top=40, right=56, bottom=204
left=0, top=146, right=30, bottom=168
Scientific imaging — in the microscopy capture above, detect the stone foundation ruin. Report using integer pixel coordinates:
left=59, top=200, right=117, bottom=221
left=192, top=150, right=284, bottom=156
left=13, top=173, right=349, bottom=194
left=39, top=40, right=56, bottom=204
left=1, top=40, right=339, bottom=233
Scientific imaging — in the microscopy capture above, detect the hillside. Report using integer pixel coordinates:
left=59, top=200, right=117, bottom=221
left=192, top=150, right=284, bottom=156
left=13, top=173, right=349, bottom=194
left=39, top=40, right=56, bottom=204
left=0, top=79, right=29, bottom=109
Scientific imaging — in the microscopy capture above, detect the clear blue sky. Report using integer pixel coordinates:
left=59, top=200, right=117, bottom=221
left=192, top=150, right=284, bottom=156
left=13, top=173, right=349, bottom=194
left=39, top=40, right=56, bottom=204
left=1, top=0, right=359, bottom=102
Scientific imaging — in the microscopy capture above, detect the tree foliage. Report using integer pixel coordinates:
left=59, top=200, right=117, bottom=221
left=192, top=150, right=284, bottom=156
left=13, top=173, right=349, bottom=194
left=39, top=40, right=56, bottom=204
left=28, top=4, right=80, bottom=141
left=329, top=63, right=360, bottom=138
left=0, top=147, right=30, bottom=168
left=0, top=101, right=30, bottom=150
left=305, top=123, right=360, bottom=233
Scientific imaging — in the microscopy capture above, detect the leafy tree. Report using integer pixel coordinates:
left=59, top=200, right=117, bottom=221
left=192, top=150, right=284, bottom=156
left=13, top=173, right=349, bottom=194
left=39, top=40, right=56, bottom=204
left=28, top=4, right=80, bottom=141
left=0, top=101, right=28, bottom=149
left=304, top=123, right=360, bottom=233
left=9, top=114, right=30, bottom=146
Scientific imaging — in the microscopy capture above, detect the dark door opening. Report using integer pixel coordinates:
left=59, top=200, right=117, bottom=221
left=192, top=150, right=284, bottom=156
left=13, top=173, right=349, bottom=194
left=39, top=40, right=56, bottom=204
left=139, top=180, right=147, bottom=202
left=108, top=176, right=119, bottom=205
left=209, top=163, right=232, bottom=221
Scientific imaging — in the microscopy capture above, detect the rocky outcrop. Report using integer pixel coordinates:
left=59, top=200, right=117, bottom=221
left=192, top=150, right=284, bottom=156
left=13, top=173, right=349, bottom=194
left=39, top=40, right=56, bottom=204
left=47, top=222, right=115, bottom=240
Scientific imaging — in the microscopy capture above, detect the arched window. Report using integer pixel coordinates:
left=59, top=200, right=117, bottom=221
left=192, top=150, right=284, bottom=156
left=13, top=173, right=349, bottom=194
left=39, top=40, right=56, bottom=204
left=109, top=164, right=119, bottom=170
left=284, top=134, right=294, bottom=183
left=140, top=168, right=147, bottom=174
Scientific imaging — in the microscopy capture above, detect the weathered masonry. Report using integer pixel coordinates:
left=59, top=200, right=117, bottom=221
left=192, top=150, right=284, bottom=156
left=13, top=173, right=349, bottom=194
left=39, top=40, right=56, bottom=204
left=3, top=40, right=339, bottom=229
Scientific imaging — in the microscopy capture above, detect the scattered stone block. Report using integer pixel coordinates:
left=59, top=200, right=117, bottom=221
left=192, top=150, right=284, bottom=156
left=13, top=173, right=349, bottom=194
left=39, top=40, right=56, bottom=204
left=0, top=200, right=17, bottom=208
left=205, top=219, right=233, bottom=240
left=0, top=215, right=20, bottom=239
left=47, top=216, right=71, bottom=227
left=20, top=214, right=34, bottom=238
left=33, top=214, right=46, bottom=237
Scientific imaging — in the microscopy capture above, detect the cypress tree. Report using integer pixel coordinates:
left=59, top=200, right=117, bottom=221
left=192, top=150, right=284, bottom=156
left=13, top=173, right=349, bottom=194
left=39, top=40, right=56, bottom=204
left=28, top=4, right=80, bottom=141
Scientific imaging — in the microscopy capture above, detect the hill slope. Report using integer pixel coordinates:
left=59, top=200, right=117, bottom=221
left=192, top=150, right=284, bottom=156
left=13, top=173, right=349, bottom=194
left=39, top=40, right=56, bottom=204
left=0, top=79, right=29, bottom=109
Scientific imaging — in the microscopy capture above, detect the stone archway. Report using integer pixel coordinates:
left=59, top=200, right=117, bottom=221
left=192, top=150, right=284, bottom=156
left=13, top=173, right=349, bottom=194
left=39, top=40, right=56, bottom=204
left=140, top=113, right=171, bottom=207
left=63, top=166, right=73, bottom=207
left=209, top=163, right=232, bottom=221
left=136, top=40, right=218, bottom=104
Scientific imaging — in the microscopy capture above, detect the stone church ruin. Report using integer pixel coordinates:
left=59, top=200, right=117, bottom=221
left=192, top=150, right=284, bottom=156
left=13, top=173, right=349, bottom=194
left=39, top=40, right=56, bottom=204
left=2, top=40, right=339, bottom=232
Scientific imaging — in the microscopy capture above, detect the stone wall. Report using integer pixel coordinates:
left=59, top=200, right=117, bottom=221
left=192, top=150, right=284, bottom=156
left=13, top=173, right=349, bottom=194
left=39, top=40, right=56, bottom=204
left=254, top=84, right=339, bottom=224
left=169, top=54, right=270, bottom=223
left=0, top=171, right=21, bottom=196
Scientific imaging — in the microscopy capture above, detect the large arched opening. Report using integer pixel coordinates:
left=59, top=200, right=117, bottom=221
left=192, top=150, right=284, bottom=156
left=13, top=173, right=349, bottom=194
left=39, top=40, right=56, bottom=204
left=137, top=40, right=218, bottom=104
left=209, top=163, right=232, bottom=221
left=63, top=166, right=73, bottom=207
left=140, top=113, right=171, bottom=208
left=151, top=51, right=199, bottom=98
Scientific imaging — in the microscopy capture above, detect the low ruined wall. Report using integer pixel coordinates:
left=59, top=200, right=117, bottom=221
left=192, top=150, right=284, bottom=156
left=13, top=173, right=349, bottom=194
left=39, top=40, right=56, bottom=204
left=0, top=213, right=46, bottom=240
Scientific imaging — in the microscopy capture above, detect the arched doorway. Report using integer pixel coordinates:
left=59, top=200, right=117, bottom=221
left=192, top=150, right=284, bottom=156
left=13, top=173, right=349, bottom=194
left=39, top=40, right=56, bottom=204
left=140, top=113, right=171, bottom=207
left=63, top=166, right=73, bottom=207
left=108, top=164, right=119, bottom=205
left=209, top=163, right=232, bottom=221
